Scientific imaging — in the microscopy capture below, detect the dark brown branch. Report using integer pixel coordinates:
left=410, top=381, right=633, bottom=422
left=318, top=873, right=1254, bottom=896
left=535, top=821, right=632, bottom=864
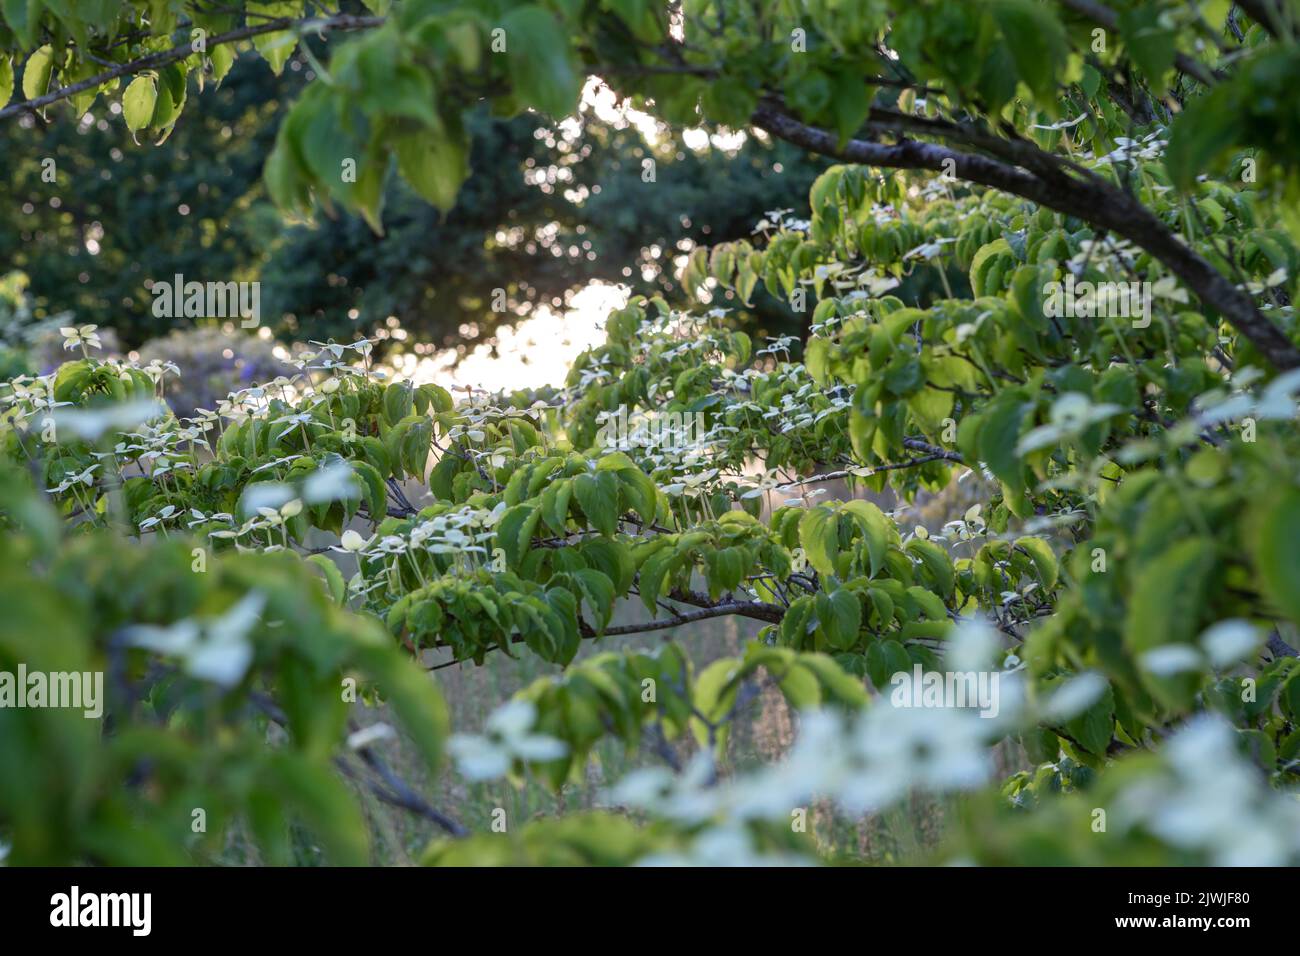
left=603, top=598, right=784, bottom=633
left=249, top=690, right=467, bottom=837
left=749, top=102, right=1300, bottom=371
left=0, top=13, right=384, bottom=122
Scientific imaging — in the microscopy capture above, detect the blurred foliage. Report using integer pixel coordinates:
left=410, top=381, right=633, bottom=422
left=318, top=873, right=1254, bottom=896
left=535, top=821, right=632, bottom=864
left=1, top=48, right=825, bottom=352
left=0, top=463, right=449, bottom=865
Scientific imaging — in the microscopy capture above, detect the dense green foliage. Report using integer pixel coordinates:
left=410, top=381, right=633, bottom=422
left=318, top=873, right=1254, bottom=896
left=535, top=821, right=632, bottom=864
left=2, top=0, right=1300, bottom=866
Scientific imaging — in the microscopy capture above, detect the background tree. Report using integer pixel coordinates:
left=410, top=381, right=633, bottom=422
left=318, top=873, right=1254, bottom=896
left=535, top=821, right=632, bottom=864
left=1, top=34, right=825, bottom=352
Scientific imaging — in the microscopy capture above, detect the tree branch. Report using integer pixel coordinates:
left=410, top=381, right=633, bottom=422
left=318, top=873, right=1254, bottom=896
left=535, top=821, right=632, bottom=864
left=1059, top=0, right=1220, bottom=85
left=749, top=102, right=1300, bottom=371
left=1235, top=0, right=1291, bottom=38
left=0, top=13, right=384, bottom=122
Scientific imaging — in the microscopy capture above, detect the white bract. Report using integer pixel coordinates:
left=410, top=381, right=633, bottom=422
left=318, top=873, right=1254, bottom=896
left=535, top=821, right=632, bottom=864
left=124, top=592, right=264, bottom=689
left=448, top=699, right=568, bottom=782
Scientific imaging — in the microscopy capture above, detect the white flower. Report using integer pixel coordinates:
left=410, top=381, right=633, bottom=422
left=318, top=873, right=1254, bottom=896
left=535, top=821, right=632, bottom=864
left=61, top=325, right=102, bottom=351
left=53, top=399, right=164, bottom=442
left=1199, top=620, right=1260, bottom=668
left=347, top=723, right=396, bottom=750
left=239, top=482, right=294, bottom=517
left=1141, top=644, right=1204, bottom=676
left=1017, top=394, right=1122, bottom=454
left=839, top=704, right=990, bottom=812
left=1241, top=267, right=1288, bottom=295
left=124, top=592, right=264, bottom=688
left=447, top=699, right=568, bottom=782
left=47, top=464, right=100, bottom=493
left=1041, top=671, right=1107, bottom=721
left=1255, top=367, right=1300, bottom=420
left=1122, top=716, right=1300, bottom=866
left=1151, top=275, right=1189, bottom=303
left=337, top=530, right=371, bottom=552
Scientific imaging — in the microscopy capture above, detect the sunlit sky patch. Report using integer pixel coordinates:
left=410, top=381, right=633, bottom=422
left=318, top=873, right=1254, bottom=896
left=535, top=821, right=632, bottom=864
left=391, top=280, right=630, bottom=394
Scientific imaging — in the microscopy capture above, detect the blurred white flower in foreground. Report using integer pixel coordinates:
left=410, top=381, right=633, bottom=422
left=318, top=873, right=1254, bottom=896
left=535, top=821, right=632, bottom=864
left=124, top=592, right=264, bottom=688
left=1118, top=716, right=1300, bottom=867
left=448, top=699, right=568, bottom=781
left=53, top=399, right=165, bottom=442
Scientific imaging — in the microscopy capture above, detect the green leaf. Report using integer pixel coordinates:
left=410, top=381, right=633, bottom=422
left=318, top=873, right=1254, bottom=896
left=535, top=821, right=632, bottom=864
left=122, top=76, right=157, bottom=132
left=798, top=506, right=840, bottom=579
left=574, top=470, right=619, bottom=536
left=904, top=585, right=947, bottom=622
left=210, top=43, right=236, bottom=83
left=263, top=753, right=369, bottom=866
left=1063, top=683, right=1114, bottom=756
left=796, top=653, right=870, bottom=706
left=571, top=568, right=614, bottom=631
left=1165, top=85, right=1240, bottom=192
left=817, top=588, right=862, bottom=651
left=805, top=336, right=831, bottom=385
left=1117, top=7, right=1177, bottom=95
left=353, top=640, right=449, bottom=773
left=1251, top=487, right=1300, bottom=626
left=701, top=75, right=758, bottom=129
left=305, top=554, right=346, bottom=604
left=540, top=477, right=573, bottom=534
left=829, top=68, right=872, bottom=146
left=497, top=503, right=542, bottom=569
left=0, top=57, right=14, bottom=108
left=1124, top=537, right=1217, bottom=652
left=866, top=639, right=911, bottom=691
left=395, top=123, right=470, bottom=213
left=1014, top=536, right=1059, bottom=590
left=773, top=662, right=822, bottom=709
left=352, top=460, right=387, bottom=521
left=21, top=45, right=54, bottom=105
left=250, top=1, right=302, bottom=76
left=781, top=597, right=816, bottom=649
left=841, top=499, right=890, bottom=576
left=500, top=4, right=581, bottom=117
left=977, top=389, right=1029, bottom=497
left=2, top=0, right=42, bottom=48
left=904, top=538, right=954, bottom=599
left=147, top=63, right=186, bottom=132
left=383, top=381, right=414, bottom=426
left=399, top=417, right=432, bottom=478
left=691, top=657, right=740, bottom=750
left=704, top=546, right=745, bottom=597
left=992, top=0, right=1066, bottom=102
left=616, top=467, right=658, bottom=527
left=637, top=548, right=680, bottom=616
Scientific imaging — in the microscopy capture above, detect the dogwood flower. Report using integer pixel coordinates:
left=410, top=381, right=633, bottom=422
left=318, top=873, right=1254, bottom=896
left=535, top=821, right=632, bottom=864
left=60, top=325, right=102, bottom=351
left=447, top=699, right=568, bottom=781
left=124, top=592, right=264, bottom=688
left=335, top=529, right=373, bottom=552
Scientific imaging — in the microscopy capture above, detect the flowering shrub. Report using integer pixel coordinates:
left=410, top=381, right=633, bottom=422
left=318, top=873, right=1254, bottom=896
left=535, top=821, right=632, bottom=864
left=2, top=0, right=1300, bottom=866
